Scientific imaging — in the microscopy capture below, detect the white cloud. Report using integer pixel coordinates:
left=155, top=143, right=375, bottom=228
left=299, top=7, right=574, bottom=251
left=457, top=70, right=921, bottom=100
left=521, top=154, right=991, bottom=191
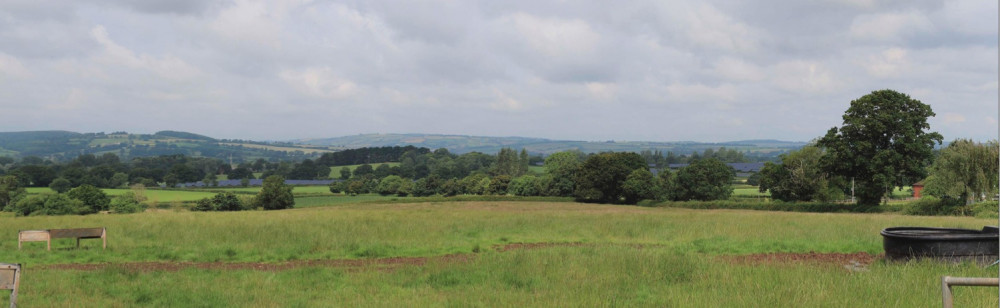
left=279, top=67, right=358, bottom=100
left=770, top=61, right=840, bottom=94
left=0, top=53, right=30, bottom=80
left=849, top=10, right=934, bottom=42
left=864, top=48, right=909, bottom=78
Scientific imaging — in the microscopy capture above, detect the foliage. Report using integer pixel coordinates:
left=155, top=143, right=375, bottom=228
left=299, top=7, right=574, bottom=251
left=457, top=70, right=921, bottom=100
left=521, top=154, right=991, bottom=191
left=757, top=146, right=840, bottom=202
left=492, top=148, right=528, bottom=177
left=486, top=175, right=512, bottom=195
left=9, top=193, right=87, bottom=216
left=901, top=196, right=966, bottom=216
left=544, top=151, right=582, bottom=196
left=339, top=166, right=351, bottom=180
left=110, top=191, right=147, bottom=214
left=255, top=175, right=295, bottom=210
left=622, top=169, right=662, bottom=204
left=352, top=164, right=375, bottom=178
left=194, top=192, right=246, bottom=212
left=0, top=175, right=26, bottom=211
left=671, top=158, right=733, bottom=201
left=573, top=152, right=647, bottom=204
left=922, top=139, right=999, bottom=205
left=508, top=175, right=540, bottom=196
left=376, top=175, right=406, bottom=196
left=48, top=177, right=72, bottom=193
left=67, top=184, right=111, bottom=214
left=818, top=89, right=942, bottom=208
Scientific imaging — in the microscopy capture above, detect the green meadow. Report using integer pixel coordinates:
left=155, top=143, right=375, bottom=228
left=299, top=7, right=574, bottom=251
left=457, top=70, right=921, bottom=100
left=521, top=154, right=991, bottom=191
left=0, top=201, right=996, bottom=306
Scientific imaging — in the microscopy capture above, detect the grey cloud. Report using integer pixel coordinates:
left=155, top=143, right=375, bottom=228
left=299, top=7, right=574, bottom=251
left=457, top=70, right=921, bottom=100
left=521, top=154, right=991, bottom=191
left=0, top=0, right=995, bottom=142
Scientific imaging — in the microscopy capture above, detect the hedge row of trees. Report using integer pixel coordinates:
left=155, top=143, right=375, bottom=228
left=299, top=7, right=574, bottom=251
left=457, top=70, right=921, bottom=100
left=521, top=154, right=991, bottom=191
left=0, top=181, right=146, bottom=216
left=192, top=175, right=295, bottom=212
left=331, top=151, right=736, bottom=205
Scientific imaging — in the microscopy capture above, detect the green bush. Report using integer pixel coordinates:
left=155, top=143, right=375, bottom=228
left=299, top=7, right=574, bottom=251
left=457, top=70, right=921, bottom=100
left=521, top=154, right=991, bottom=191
left=901, top=196, right=966, bottom=216
left=10, top=194, right=87, bottom=216
left=67, top=184, right=110, bottom=214
left=971, top=201, right=998, bottom=219
left=110, top=191, right=147, bottom=214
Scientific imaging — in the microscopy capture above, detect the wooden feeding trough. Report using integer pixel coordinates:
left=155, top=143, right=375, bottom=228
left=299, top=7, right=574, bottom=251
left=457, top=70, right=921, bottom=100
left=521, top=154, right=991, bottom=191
left=18, top=228, right=106, bottom=251
left=881, top=226, right=998, bottom=264
left=0, top=263, right=20, bottom=308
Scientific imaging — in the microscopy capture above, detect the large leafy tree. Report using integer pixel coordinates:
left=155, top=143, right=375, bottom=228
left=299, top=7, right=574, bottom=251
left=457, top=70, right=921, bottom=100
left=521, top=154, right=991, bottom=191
left=573, top=152, right=647, bottom=204
left=0, top=175, right=26, bottom=211
left=544, top=151, right=583, bottom=196
left=923, top=139, right=999, bottom=205
left=672, top=158, right=734, bottom=201
left=818, top=89, right=942, bottom=208
left=255, top=175, right=295, bottom=210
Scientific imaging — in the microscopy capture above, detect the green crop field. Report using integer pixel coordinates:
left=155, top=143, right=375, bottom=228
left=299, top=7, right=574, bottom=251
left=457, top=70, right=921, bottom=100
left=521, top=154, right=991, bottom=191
left=0, top=201, right=995, bottom=306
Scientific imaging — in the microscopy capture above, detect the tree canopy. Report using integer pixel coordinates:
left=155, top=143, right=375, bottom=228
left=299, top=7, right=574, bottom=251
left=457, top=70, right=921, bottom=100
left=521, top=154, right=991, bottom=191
left=818, top=89, right=942, bottom=208
left=923, top=139, right=999, bottom=205
left=573, top=152, right=646, bottom=204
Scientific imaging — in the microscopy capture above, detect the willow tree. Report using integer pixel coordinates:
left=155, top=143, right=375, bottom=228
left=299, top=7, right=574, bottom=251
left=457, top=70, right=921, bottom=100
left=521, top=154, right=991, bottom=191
left=923, top=139, right=999, bottom=205
left=818, top=89, right=942, bottom=209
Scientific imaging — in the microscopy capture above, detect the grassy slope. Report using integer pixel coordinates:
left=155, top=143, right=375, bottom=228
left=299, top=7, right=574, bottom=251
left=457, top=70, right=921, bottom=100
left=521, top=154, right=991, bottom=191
left=1, top=202, right=995, bottom=306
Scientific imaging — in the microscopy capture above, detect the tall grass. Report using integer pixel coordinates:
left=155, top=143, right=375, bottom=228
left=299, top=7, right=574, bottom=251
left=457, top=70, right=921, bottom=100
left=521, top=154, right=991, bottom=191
left=9, top=246, right=996, bottom=307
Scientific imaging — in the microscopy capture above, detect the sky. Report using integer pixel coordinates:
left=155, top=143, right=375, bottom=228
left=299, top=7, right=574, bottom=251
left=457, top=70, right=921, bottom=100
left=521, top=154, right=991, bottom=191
left=0, top=0, right=996, bottom=143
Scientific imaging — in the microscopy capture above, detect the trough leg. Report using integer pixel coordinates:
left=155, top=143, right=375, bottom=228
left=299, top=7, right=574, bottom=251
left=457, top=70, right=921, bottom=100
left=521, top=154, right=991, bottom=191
left=102, top=228, right=106, bottom=249
left=76, top=237, right=80, bottom=248
left=10, top=265, right=18, bottom=308
left=941, top=276, right=953, bottom=308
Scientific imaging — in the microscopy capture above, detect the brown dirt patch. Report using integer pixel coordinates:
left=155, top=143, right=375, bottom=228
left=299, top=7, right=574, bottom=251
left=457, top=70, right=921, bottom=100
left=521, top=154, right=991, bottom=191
left=722, top=251, right=880, bottom=266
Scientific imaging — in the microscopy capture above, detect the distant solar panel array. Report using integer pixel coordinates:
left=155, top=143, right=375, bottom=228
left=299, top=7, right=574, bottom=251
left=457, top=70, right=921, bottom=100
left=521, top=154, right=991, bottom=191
left=665, top=162, right=765, bottom=173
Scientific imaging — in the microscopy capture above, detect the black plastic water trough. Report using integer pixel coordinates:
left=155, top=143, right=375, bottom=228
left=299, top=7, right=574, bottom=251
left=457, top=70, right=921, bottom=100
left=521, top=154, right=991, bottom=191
left=881, top=226, right=999, bottom=264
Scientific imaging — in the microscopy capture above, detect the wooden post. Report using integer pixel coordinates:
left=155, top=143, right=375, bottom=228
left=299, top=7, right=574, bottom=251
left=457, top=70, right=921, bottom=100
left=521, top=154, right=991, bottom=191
left=0, top=263, right=20, bottom=308
left=102, top=228, right=106, bottom=249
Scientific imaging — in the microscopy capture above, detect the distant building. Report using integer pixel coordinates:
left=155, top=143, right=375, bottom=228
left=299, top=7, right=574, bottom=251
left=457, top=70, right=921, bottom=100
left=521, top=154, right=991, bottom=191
left=912, top=181, right=924, bottom=198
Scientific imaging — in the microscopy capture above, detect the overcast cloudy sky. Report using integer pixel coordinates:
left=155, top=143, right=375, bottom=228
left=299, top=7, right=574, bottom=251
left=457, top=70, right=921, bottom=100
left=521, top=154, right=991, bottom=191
left=0, top=0, right=996, bottom=142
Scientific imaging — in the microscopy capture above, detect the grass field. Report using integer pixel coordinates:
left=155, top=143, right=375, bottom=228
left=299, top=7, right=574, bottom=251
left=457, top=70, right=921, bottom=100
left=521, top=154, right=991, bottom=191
left=0, top=201, right=996, bottom=306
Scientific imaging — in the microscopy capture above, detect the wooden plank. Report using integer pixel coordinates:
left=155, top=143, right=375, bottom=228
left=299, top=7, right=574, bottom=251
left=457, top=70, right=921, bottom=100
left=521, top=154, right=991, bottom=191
left=18, top=230, right=49, bottom=242
left=0, top=266, right=14, bottom=290
left=49, top=228, right=105, bottom=239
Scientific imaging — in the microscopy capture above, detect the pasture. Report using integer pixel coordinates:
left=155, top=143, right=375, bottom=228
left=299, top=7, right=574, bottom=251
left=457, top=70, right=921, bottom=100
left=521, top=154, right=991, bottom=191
left=0, top=201, right=996, bottom=306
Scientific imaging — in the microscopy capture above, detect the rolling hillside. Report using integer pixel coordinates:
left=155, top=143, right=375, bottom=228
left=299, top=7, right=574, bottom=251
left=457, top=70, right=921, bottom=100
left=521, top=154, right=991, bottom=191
left=296, top=133, right=807, bottom=156
left=0, top=131, right=340, bottom=162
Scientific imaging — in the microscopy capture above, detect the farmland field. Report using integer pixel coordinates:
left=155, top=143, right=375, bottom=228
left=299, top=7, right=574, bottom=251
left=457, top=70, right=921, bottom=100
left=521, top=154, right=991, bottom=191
left=0, top=201, right=996, bottom=306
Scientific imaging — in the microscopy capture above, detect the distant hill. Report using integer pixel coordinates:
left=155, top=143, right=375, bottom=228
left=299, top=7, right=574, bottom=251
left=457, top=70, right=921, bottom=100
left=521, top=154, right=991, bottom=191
left=0, top=130, right=340, bottom=162
left=295, top=133, right=808, bottom=157
left=0, top=130, right=809, bottom=162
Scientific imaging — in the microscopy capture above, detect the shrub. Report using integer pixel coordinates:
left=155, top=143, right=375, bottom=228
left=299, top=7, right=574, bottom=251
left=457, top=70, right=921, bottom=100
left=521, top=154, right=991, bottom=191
left=255, top=175, right=294, bottom=210
left=49, top=177, right=73, bottom=193
left=67, top=184, right=110, bottom=214
left=902, top=196, right=965, bottom=216
left=110, top=191, right=147, bottom=214
left=971, top=201, right=999, bottom=219
left=10, top=194, right=87, bottom=216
